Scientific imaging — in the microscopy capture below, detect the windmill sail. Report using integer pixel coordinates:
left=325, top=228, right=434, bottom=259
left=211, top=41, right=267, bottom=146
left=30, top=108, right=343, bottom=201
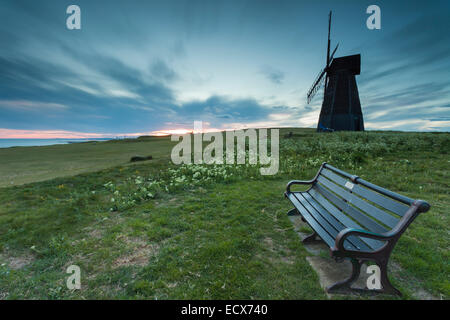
left=329, top=43, right=339, bottom=63
left=326, top=11, right=332, bottom=68
left=307, top=68, right=326, bottom=103
left=307, top=12, right=336, bottom=105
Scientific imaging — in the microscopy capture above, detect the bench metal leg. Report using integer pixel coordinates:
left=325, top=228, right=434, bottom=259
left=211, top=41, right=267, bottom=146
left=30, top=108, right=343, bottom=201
left=377, top=259, right=402, bottom=296
left=302, top=231, right=323, bottom=244
left=327, top=258, right=362, bottom=293
left=327, top=258, right=402, bottom=296
left=287, top=208, right=299, bottom=216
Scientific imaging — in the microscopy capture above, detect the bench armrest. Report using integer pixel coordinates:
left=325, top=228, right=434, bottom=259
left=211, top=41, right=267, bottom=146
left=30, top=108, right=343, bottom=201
left=286, top=179, right=316, bottom=193
left=331, top=228, right=394, bottom=255
left=331, top=200, right=430, bottom=257
left=285, top=162, right=327, bottom=194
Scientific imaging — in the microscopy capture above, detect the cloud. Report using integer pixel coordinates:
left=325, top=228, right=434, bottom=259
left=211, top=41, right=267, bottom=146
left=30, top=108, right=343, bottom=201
left=0, top=48, right=179, bottom=132
left=351, top=12, right=450, bottom=131
left=0, top=100, right=69, bottom=111
left=150, top=59, right=179, bottom=82
left=260, top=65, right=285, bottom=84
left=365, top=119, right=450, bottom=132
left=0, top=44, right=308, bottom=133
left=175, top=95, right=283, bottom=122
left=0, top=1, right=448, bottom=134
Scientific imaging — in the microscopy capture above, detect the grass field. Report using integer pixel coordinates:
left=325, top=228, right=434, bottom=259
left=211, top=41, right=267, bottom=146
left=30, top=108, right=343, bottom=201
left=0, top=128, right=448, bottom=299
left=0, top=136, right=176, bottom=188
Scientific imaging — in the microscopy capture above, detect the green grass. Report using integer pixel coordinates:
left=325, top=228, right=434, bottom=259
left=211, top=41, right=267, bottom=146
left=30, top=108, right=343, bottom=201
left=0, top=136, right=176, bottom=187
left=0, top=128, right=448, bottom=299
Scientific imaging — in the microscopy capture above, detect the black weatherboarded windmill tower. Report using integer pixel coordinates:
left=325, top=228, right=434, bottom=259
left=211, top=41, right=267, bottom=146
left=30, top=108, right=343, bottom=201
left=307, top=11, right=364, bottom=131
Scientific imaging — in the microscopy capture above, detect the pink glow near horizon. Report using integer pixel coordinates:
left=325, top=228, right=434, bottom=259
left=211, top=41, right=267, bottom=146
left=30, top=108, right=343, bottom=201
left=0, top=123, right=288, bottom=139
left=0, top=128, right=148, bottom=139
left=0, top=127, right=221, bottom=139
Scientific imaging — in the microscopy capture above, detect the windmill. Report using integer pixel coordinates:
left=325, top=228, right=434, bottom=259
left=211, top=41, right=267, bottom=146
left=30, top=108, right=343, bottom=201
left=306, top=11, right=364, bottom=132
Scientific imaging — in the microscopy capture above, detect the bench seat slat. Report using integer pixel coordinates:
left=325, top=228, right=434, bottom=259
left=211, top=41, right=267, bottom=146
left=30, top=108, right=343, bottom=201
left=286, top=193, right=336, bottom=248
left=292, top=193, right=353, bottom=249
left=300, top=192, right=373, bottom=251
left=314, top=183, right=388, bottom=234
left=308, top=189, right=385, bottom=250
left=321, top=168, right=408, bottom=217
left=317, top=175, right=399, bottom=229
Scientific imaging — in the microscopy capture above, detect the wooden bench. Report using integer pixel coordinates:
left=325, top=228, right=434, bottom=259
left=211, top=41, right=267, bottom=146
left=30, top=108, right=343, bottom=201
left=284, top=163, right=430, bottom=295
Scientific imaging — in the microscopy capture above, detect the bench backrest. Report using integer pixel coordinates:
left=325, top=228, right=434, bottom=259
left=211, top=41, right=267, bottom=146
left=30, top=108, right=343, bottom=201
left=311, top=163, right=413, bottom=234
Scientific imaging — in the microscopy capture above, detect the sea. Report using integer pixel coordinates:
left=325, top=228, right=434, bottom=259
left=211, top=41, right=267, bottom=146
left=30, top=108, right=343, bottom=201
left=0, top=138, right=112, bottom=149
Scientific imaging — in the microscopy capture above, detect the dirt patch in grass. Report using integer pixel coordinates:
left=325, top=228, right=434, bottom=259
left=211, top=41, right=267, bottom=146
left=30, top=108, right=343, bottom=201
left=0, top=251, right=34, bottom=270
left=279, top=256, right=295, bottom=265
left=167, top=282, right=178, bottom=288
left=113, top=236, right=159, bottom=268
left=87, top=228, right=103, bottom=239
left=261, top=237, right=295, bottom=265
left=263, top=237, right=274, bottom=250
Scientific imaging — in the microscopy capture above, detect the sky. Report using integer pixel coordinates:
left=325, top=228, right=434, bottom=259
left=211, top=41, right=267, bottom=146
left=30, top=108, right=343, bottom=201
left=0, top=0, right=449, bottom=138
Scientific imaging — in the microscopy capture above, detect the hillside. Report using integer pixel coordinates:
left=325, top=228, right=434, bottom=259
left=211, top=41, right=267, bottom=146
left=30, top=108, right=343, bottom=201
left=0, top=129, right=448, bottom=299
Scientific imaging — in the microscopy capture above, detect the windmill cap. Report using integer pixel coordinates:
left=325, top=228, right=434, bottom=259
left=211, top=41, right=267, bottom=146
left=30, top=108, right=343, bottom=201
left=329, top=54, right=361, bottom=75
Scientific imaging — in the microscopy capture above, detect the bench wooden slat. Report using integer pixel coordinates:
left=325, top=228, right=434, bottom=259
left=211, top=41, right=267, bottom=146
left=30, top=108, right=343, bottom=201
left=301, top=192, right=372, bottom=251
left=320, top=168, right=351, bottom=187
left=308, top=188, right=385, bottom=250
left=352, top=182, right=409, bottom=217
left=292, top=193, right=356, bottom=251
left=321, top=168, right=408, bottom=217
left=314, top=183, right=388, bottom=234
left=292, top=193, right=349, bottom=248
left=297, top=193, right=360, bottom=250
left=286, top=193, right=336, bottom=248
left=317, top=175, right=399, bottom=229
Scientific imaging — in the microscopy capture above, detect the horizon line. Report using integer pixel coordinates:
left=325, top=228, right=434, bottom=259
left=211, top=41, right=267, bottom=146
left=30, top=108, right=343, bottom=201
left=1, top=126, right=449, bottom=139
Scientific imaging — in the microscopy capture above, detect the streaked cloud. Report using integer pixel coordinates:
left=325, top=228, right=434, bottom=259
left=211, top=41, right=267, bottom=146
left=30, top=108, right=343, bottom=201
left=0, top=0, right=448, bottom=137
left=0, top=100, right=69, bottom=111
